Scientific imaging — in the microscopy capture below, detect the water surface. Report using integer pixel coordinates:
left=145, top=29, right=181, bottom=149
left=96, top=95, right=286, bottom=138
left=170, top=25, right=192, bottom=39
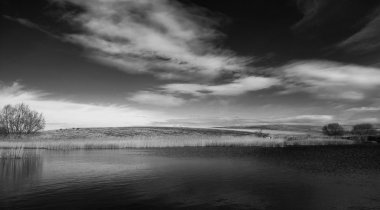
left=1, top=146, right=380, bottom=210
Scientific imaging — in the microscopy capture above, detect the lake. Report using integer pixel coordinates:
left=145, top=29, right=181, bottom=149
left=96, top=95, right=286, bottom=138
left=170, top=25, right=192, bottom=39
left=1, top=146, right=380, bottom=210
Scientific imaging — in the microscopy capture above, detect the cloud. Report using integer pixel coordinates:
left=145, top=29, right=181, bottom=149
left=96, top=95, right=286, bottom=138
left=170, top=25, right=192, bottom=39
left=293, top=1, right=380, bottom=54
left=346, top=107, right=380, bottom=112
left=293, top=0, right=328, bottom=30
left=267, top=115, right=334, bottom=124
left=54, top=0, right=250, bottom=80
left=154, top=115, right=334, bottom=127
left=292, top=1, right=380, bottom=45
left=125, top=76, right=278, bottom=107
left=282, top=61, right=380, bottom=100
left=0, top=82, right=169, bottom=130
left=349, top=117, right=379, bottom=124
left=130, top=91, right=185, bottom=107
left=3, top=15, right=38, bottom=28
left=2, top=15, right=57, bottom=37
left=338, top=7, right=380, bottom=53
left=152, top=117, right=259, bottom=127
left=162, top=76, right=279, bottom=97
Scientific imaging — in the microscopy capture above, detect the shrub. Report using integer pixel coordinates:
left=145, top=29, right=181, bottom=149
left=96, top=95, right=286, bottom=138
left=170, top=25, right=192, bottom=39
left=0, top=126, right=7, bottom=135
left=322, top=123, right=345, bottom=136
left=351, top=123, right=376, bottom=141
left=0, top=103, right=45, bottom=134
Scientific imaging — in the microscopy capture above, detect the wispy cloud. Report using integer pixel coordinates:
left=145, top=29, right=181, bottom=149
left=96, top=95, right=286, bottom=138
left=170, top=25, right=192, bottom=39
left=162, top=76, right=279, bottom=97
left=126, top=76, right=278, bottom=107
left=0, top=82, right=169, bottom=130
left=3, top=15, right=38, bottom=28
left=154, top=114, right=334, bottom=127
left=348, top=117, right=379, bottom=124
left=338, top=7, right=380, bottom=53
left=2, top=15, right=57, bottom=37
left=54, top=0, right=250, bottom=80
left=153, top=117, right=258, bottom=127
left=346, top=107, right=380, bottom=112
left=130, top=91, right=186, bottom=107
left=293, top=0, right=328, bottom=30
left=265, top=115, right=334, bottom=124
left=282, top=61, right=380, bottom=100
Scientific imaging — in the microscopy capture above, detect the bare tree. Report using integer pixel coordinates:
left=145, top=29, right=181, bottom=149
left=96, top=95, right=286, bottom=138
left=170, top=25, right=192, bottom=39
left=0, top=103, right=45, bottom=134
left=322, top=123, right=345, bottom=137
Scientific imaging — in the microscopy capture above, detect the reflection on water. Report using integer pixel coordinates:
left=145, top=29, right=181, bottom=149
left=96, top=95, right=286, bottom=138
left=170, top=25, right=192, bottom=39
left=0, top=155, right=42, bottom=194
left=0, top=146, right=379, bottom=210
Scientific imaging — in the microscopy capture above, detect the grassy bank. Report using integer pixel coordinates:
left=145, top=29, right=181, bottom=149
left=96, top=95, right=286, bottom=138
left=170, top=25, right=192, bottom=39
left=3, top=127, right=254, bottom=141
left=0, top=127, right=355, bottom=152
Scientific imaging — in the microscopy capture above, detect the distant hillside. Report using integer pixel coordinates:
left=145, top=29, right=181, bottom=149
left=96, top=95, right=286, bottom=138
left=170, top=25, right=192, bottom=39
left=219, top=124, right=324, bottom=134
left=2, top=127, right=256, bottom=140
left=221, top=124, right=380, bottom=134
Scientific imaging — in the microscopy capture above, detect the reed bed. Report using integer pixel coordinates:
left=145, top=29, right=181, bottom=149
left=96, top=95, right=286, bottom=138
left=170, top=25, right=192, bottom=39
left=0, top=147, right=26, bottom=159
left=0, top=135, right=355, bottom=150
left=0, top=148, right=43, bottom=159
left=0, top=135, right=285, bottom=150
left=0, top=147, right=42, bottom=159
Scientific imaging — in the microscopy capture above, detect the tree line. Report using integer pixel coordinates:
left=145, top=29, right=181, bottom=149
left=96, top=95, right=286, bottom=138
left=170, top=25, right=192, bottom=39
left=0, top=103, right=45, bottom=135
left=322, top=123, right=378, bottom=141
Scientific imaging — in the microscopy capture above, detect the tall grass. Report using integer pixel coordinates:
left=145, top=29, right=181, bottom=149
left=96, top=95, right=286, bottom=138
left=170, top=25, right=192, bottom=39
left=0, top=135, right=354, bottom=150
left=0, top=148, right=26, bottom=159
left=0, top=135, right=285, bottom=150
left=0, top=148, right=42, bottom=159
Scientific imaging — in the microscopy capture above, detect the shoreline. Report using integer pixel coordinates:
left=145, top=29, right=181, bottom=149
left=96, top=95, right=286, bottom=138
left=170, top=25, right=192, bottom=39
left=0, top=126, right=369, bottom=151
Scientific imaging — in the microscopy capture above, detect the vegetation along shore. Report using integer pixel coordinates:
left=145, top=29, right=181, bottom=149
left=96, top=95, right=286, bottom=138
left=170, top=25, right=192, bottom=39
left=0, top=104, right=379, bottom=156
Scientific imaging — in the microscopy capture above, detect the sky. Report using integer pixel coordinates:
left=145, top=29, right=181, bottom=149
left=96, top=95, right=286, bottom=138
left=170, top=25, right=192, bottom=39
left=1, top=0, right=380, bottom=129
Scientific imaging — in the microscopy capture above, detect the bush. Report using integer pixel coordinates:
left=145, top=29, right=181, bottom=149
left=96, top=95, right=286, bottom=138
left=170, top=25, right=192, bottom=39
left=351, top=123, right=376, bottom=141
left=0, top=126, right=7, bottom=135
left=322, top=123, right=345, bottom=136
left=0, top=103, right=45, bottom=134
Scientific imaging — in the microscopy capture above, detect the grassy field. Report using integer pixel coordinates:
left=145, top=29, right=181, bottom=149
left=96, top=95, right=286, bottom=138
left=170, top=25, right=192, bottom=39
left=1, top=127, right=254, bottom=140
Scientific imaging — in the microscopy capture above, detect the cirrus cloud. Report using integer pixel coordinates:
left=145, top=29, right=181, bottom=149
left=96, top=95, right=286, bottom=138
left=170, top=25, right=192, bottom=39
left=266, top=115, right=334, bottom=124
left=346, top=106, right=380, bottom=112
left=130, top=91, right=186, bottom=107
left=55, top=0, right=250, bottom=80
left=282, top=60, right=380, bottom=101
left=162, top=76, right=279, bottom=97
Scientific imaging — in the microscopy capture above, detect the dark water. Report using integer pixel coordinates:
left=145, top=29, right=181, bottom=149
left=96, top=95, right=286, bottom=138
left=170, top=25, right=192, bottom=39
left=1, top=146, right=380, bottom=210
